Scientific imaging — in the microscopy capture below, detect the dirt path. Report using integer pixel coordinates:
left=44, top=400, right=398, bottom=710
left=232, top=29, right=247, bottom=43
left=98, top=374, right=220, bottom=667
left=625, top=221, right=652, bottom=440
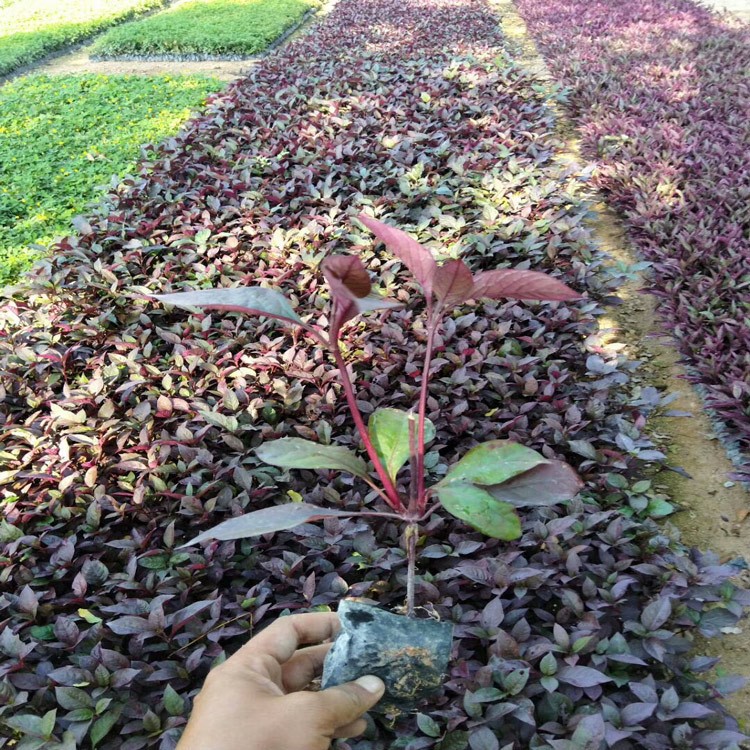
left=5, top=2, right=326, bottom=82
left=701, top=0, right=750, bottom=22
left=33, top=49, right=252, bottom=80
left=497, top=0, right=750, bottom=726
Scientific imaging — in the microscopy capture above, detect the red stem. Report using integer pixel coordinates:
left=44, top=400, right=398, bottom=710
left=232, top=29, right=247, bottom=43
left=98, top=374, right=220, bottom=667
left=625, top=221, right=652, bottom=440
left=330, top=331, right=405, bottom=513
left=416, top=315, right=439, bottom=512
left=408, top=411, right=419, bottom=515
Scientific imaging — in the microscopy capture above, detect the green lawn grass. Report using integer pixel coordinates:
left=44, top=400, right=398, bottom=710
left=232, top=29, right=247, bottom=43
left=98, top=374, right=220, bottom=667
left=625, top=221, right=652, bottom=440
left=0, top=74, right=223, bottom=284
left=0, top=0, right=169, bottom=76
left=92, top=0, right=318, bottom=58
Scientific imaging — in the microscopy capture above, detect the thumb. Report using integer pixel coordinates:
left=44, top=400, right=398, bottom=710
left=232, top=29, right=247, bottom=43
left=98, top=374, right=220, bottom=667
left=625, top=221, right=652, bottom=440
left=313, top=675, right=385, bottom=727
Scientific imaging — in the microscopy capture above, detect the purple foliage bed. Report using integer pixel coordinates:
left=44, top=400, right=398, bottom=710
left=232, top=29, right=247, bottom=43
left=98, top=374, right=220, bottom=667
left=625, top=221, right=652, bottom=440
left=514, top=0, right=750, bottom=481
left=0, top=0, right=748, bottom=748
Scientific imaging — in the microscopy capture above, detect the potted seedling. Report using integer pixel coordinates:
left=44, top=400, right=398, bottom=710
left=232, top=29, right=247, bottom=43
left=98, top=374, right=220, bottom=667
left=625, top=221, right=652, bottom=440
left=147, top=214, right=584, bottom=712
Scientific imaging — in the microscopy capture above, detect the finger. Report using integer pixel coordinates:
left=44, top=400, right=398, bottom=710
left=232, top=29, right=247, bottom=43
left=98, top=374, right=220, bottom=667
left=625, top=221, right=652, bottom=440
left=332, top=718, right=367, bottom=739
left=311, top=675, right=385, bottom=727
left=238, top=612, right=340, bottom=664
left=281, top=643, right=332, bottom=692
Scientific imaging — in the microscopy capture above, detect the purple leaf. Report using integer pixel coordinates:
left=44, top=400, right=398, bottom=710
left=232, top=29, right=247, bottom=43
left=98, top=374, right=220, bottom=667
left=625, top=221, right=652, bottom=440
left=486, top=460, right=583, bottom=507
left=693, top=731, right=749, bottom=749
left=433, top=259, right=475, bottom=308
left=469, top=726, right=500, bottom=750
left=480, top=597, right=505, bottom=629
left=471, top=269, right=582, bottom=302
left=108, top=616, right=156, bottom=636
left=571, top=713, right=605, bottom=750
left=47, top=666, right=91, bottom=686
left=714, top=675, right=747, bottom=695
left=620, top=702, right=656, bottom=726
left=358, top=213, right=437, bottom=300
left=557, top=666, right=612, bottom=687
left=181, top=503, right=352, bottom=547
left=167, top=600, right=215, bottom=632
left=640, top=597, right=672, bottom=631
left=669, top=702, right=717, bottom=720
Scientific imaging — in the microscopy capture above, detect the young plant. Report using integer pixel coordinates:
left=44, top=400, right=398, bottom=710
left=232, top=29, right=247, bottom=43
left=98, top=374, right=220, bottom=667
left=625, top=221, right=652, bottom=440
left=150, top=214, right=584, bottom=615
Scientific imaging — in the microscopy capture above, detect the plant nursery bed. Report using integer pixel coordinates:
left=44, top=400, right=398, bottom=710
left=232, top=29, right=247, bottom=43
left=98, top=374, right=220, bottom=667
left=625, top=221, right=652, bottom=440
left=514, top=0, right=750, bottom=483
left=91, top=0, right=320, bottom=60
left=0, top=73, right=223, bottom=284
left=0, top=0, right=170, bottom=78
left=0, top=0, right=748, bottom=748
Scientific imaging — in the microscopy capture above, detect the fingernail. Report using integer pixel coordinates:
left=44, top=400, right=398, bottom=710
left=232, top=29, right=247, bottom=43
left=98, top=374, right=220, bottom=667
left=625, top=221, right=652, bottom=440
left=355, top=675, right=385, bottom=694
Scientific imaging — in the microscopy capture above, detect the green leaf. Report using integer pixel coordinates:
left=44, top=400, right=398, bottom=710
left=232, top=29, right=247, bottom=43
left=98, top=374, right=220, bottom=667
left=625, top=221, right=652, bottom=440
left=368, top=408, right=435, bottom=481
left=436, top=730, right=469, bottom=750
left=64, top=708, right=94, bottom=722
left=199, top=410, right=239, bottom=433
left=15, top=738, right=48, bottom=750
left=90, top=708, right=121, bottom=748
left=55, top=686, right=94, bottom=711
left=501, top=668, right=529, bottom=695
left=540, top=652, right=558, bottom=676
left=40, top=709, right=57, bottom=739
left=30, top=624, right=56, bottom=641
left=163, top=684, right=185, bottom=716
left=6, top=714, right=48, bottom=737
left=180, top=502, right=352, bottom=547
left=442, top=440, right=547, bottom=486
left=416, top=712, right=441, bottom=738
left=256, top=438, right=369, bottom=479
left=435, top=482, right=521, bottom=540
left=572, top=635, right=594, bottom=653
left=646, top=498, right=675, bottom=517
left=154, top=286, right=302, bottom=324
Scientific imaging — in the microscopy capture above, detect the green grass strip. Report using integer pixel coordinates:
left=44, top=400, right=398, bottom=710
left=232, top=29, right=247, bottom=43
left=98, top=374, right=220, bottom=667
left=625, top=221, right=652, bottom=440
left=92, top=0, right=318, bottom=58
left=0, top=74, right=223, bottom=284
left=0, top=0, right=169, bottom=77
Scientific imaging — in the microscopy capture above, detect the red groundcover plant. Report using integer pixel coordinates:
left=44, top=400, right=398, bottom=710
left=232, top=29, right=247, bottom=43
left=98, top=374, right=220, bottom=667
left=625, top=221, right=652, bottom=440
left=151, top=215, right=584, bottom=614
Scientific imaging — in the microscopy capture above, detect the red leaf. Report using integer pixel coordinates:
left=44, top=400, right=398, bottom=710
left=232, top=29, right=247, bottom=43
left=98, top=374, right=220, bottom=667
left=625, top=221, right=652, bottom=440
left=471, top=269, right=582, bottom=301
left=433, top=259, right=474, bottom=308
left=322, top=255, right=401, bottom=326
left=322, top=255, right=372, bottom=300
left=358, top=213, right=437, bottom=300
left=486, top=461, right=583, bottom=507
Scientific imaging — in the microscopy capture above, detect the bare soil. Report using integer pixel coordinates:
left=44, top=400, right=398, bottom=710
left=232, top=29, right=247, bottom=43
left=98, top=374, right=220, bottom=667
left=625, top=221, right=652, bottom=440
left=34, top=49, right=253, bottom=79
left=498, top=0, right=750, bottom=727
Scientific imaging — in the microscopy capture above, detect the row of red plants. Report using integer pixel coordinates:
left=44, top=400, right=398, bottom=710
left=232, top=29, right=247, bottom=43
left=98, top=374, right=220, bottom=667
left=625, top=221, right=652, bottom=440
left=0, top=0, right=747, bottom=748
left=515, top=0, right=750, bottom=482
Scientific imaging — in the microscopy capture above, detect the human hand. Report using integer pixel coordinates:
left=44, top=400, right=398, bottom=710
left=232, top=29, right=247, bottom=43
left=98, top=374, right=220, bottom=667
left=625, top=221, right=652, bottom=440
left=175, top=612, right=385, bottom=750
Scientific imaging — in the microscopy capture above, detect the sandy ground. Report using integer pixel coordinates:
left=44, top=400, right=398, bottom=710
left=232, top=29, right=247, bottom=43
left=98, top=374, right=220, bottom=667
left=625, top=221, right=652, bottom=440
left=497, top=0, right=750, bottom=728
left=33, top=48, right=254, bottom=80
left=701, top=0, right=750, bottom=21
